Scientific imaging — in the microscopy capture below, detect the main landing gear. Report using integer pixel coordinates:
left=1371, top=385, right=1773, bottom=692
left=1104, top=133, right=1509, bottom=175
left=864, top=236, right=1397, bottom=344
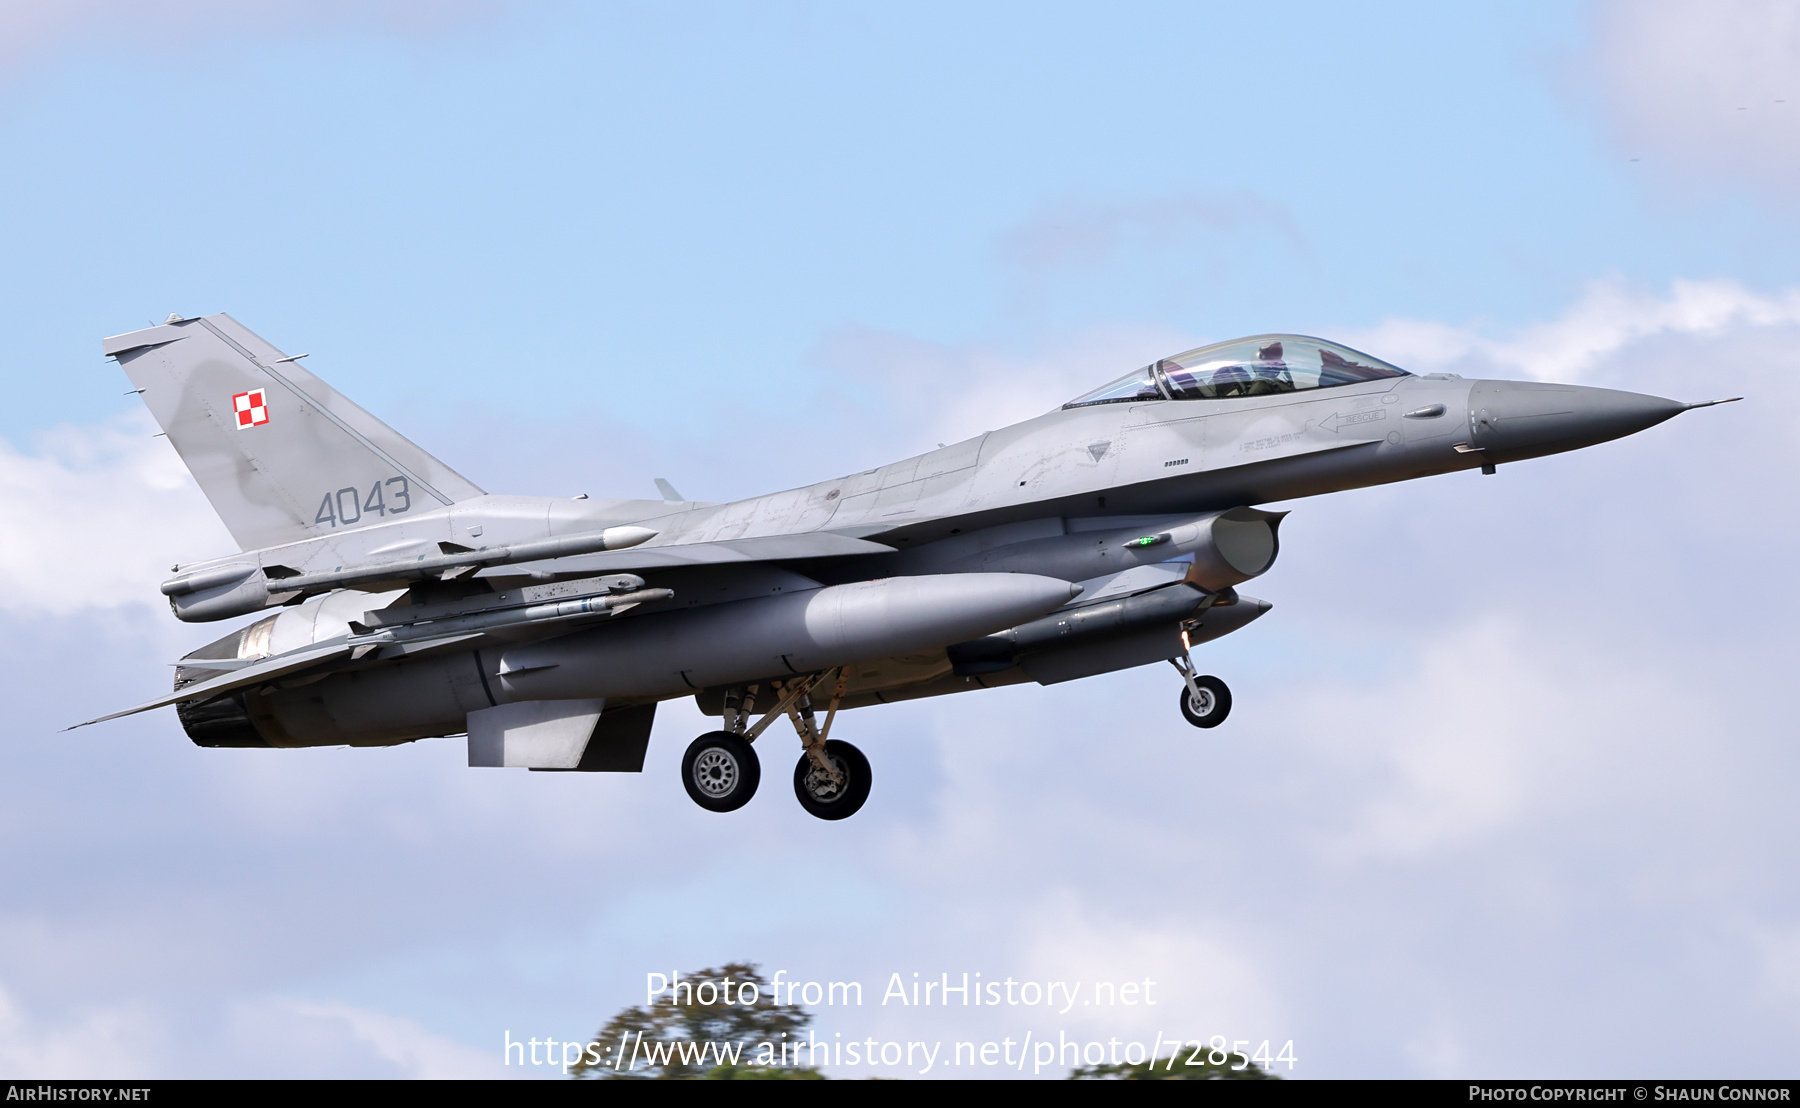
left=681, top=731, right=759, bottom=812
left=681, top=669, right=872, bottom=820
left=1171, top=629, right=1232, bottom=729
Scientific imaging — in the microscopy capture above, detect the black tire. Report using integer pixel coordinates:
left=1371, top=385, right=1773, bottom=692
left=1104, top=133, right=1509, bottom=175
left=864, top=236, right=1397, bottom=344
left=682, top=732, right=760, bottom=812
left=1178, top=675, right=1232, bottom=729
left=792, top=740, right=872, bottom=821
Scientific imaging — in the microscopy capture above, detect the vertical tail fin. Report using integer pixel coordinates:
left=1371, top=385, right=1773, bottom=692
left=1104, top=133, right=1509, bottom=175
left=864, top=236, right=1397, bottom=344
left=104, top=313, right=484, bottom=552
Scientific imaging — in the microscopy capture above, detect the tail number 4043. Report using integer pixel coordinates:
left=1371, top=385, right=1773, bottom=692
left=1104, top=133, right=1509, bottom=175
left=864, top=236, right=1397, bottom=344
left=316, top=477, right=410, bottom=527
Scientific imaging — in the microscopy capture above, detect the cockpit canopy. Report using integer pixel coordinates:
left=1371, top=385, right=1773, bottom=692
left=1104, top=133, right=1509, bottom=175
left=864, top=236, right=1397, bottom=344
left=1064, top=334, right=1410, bottom=409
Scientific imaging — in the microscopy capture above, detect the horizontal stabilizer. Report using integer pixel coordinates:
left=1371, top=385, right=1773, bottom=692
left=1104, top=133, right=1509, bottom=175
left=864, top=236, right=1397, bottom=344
left=67, top=643, right=351, bottom=730
left=260, top=525, right=659, bottom=596
left=373, top=631, right=487, bottom=660
left=484, top=531, right=895, bottom=577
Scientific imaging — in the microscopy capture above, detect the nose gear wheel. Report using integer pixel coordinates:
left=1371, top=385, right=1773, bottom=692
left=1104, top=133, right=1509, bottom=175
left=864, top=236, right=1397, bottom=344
left=1177, top=674, right=1231, bottom=728
left=1171, top=642, right=1232, bottom=729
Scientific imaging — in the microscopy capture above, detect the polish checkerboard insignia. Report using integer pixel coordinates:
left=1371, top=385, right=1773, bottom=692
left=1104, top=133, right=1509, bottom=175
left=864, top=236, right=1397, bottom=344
left=232, top=389, right=269, bottom=429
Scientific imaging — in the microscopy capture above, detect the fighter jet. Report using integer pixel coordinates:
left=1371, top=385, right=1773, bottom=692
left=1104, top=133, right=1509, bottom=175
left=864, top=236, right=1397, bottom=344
left=74, top=314, right=1736, bottom=820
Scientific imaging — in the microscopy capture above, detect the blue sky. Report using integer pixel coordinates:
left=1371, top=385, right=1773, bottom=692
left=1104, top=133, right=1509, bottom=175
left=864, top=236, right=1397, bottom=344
left=1, top=0, right=1797, bottom=1079
left=4, top=0, right=1782, bottom=448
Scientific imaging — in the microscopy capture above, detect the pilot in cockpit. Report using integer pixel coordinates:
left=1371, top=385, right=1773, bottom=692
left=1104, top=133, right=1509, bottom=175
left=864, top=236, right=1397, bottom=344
left=1209, top=360, right=1250, bottom=396
left=1247, top=341, right=1295, bottom=395
left=1063, top=334, right=1412, bottom=409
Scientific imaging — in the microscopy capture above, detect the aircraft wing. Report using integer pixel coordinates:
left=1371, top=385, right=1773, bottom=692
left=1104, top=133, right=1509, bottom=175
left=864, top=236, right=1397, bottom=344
left=66, top=642, right=353, bottom=730
left=183, top=530, right=899, bottom=609
left=480, top=531, right=895, bottom=578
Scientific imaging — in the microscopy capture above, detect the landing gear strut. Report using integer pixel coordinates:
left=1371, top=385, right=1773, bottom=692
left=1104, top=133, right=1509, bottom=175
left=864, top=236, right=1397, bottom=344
left=784, top=669, right=870, bottom=821
left=1171, top=631, right=1232, bottom=729
left=680, top=668, right=872, bottom=819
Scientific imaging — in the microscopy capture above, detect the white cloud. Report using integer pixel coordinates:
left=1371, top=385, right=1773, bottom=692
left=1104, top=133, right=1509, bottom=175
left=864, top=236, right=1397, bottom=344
left=1348, top=275, right=1800, bottom=381
left=814, top=274, right=1793, bottom=468
left=1299, top=619, right=1555, bottom=860
left=1752, top=925, right=1800, bottom=1010
left=1585, top=0, right=1800, bottom=199
left=1400, top=1019, right=1469, bottom=1080
left=0, top=416, right=230, bottom=615
left=0, top=980, right=497, bottom=1078
left=3, top=276, right=1798, bottom=1078
left=0, top=980, right=165, bottom=1078
left=226, top=998, right=500, bottom=1078
left=1275, top=613, right=1715, bottom=865
left=1016, top=896, right=1283, bottom=1042
left=814, top=322, right=1196, bottom=452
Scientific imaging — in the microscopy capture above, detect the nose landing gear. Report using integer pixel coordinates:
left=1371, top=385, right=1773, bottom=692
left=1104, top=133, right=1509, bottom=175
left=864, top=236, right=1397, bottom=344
left=1176, top=672, right=1232, bottom=728
left=1171, top=631, right=1232, bottom=729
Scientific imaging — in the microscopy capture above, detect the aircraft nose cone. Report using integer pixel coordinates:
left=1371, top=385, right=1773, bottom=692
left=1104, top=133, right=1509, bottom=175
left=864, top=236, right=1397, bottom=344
left=1468, top=381, right=1685, bottom=461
